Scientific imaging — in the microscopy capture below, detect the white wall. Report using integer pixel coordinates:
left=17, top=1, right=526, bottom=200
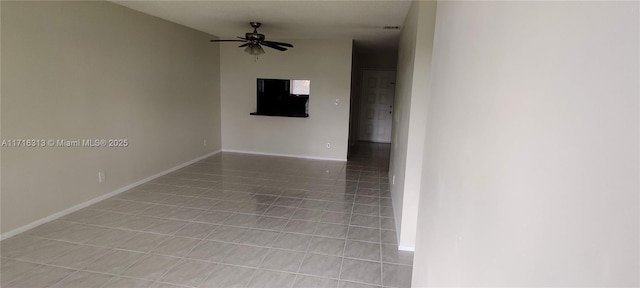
left=413, top=1, right=639, bottom=286
left=388, top=1, right=437, bottom=250
left=1, top=1, right=221, bottom=234
left=220, top=39, right=352, bottom=160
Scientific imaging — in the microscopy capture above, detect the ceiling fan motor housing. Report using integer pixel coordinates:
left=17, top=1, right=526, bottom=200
left=246, top=32, right=265, bottom=42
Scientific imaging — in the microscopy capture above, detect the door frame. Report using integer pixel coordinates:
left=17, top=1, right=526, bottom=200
left=357, top=68, right=396, bottom=143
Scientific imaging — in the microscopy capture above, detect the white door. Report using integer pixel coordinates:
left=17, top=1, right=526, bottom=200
left=358, top=70, right=396, bottom=143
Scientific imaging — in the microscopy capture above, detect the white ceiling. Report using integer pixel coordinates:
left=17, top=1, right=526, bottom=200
left=112, top=0, right=412, bottom=51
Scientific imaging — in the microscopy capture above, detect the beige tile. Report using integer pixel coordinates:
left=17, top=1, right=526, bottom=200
left=0, top=258, right=42, bottom=285
left=382, top=263, right=412, bottom=288
left=13, top=238, right=77, bottom=263
left=142, top=219, right=188, bottom=235
left=55, top=225, right=108, bottom=244
left=223, top=213, right=260, bottom=227
left=158, top=259, right=214, bottom=287
left=120, top=254, right=179, bottom=281
left=283, top=220, right=318, bottom=234
left=308, top=236, right=346, bottom=256
left=166, top=207, right=205, bottom=221
left=298, top=253, right=342, bottom=278
left=152, top=236, right=201, bottom=257
left=353, top=204, right=379, bottom=216
left=324, top=201, right=353, bottom=212
left=112, top=215, right=158, bottom=231
left=344, top=240, right=381, bottom=261
left=237, top=229, right=280, bottom=247
left=117, top=232, right=169, bottom=252
left=174, top=222, right=218, bottom=239
left=183, top=198, right=219, bottom=210
left=339, top=259, right=382, bottom=286
left=264, top=206, right=296, bottom=218
left=154, top=195, right=198, bottom=206
left=259, top=249, right=305, bottom=272
left=186, top=240, right=232, bottom=262
left=150, top=282, right=186, bottom=288
left=314, top=223, right=348, bottom=239
left=338, top=280, right=381, bottom=288
left=321, top=211, right=350, bottom=225
left=47, top=245, right=110, bottom=269
left=273, top=197, right=303, bottom=207
left=291, top=209, right=324, bottom=221
left=221, top=244, right=269, bottom=267
left=380, top=206, right=394, bottom=218
left=199, top=264, right=254, bottom=288
left=293, top=275, right=338, bottom=288
left=380, top=217, right=395, bottom=230
left=139, top=205, right=179, bottom=218
left=206, top=226, right=249, bottom=242
left=252, top=216, right=288, bottom=231
left=51, top=271, right=112, bottom=288
left=347, top=227, right=380, bottom=243
left=102, top=276, right=154, bottom=288
left=4, top=264, right=75, bottom=288
left=246, top=269, right=296, bottom=288
left=298, top=199, right=329, bottom=210
left=84, top=228, right=138, bottom=247
left=82, top=211, right=130, bottom=227
left=193, top=211, right=233, bottom=224
left=84, top=249, right=145, bottom=274
left=353, top=196, right=378, bottom=206
left=350, top=215, right=379, bottom=229
left=272, top=233, right=313, bottom=252
left=381, top=230, right=398, bottom=245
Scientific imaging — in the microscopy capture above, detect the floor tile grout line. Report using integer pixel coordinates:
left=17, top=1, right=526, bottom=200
left=144, top=226, right=225, bottom=288
left=337, top=170, right=359, bottom=284
left=243, top=181, right=309, bottom=288
left=23, top=212, right=398, bottom=249
left=292, top=164, right=348, bottom=288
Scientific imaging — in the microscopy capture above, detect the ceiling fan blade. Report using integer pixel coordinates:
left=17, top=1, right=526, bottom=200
left=262, top=43, right=288, bottom=51
left=262, top=40, right=293, bottom=48
left=210, top=39, right=247, bottom=42
left=238, top=43, right=250, bottom=48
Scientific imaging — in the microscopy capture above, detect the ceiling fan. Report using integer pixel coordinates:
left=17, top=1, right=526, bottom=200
left=210, top=22, right=293, bottom=56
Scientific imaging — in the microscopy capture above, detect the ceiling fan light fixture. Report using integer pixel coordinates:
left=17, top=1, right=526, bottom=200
left=244, top=44, right=265, bottom=56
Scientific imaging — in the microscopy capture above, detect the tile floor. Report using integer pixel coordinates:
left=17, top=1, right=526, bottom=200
left=1, top=142, right=413, bottom=288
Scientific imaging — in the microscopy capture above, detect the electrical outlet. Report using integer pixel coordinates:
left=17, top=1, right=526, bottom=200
left=392, top=175, right=395, bottom=185
left=97, top=171, right=105, bottom=183
left=326, top=142, right=331, bottom=149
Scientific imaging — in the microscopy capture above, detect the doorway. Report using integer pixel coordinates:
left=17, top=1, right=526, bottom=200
left=358, top=69, right=396, bottom=143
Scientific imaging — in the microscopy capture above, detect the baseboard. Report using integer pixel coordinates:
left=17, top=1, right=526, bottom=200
left=222, top=149, right=346, bottom=161
left=0, top=149, right=221, bottom=241
left=398, top=245, right=415, bottom=252
left=388, top=171, right=415, bottom=252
